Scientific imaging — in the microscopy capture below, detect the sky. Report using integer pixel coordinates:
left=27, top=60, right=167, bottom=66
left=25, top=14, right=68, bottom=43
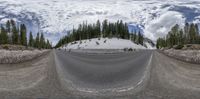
left=0, top=0, right=200, bottom=45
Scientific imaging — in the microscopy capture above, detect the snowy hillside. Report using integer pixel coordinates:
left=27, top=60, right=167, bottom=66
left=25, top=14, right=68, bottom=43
left=61, top=38, right=155, bottom=49
left=1, top=0, right=200, bottom=44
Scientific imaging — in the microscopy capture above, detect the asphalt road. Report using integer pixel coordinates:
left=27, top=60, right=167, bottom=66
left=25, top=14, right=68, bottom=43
left=54, top=50, right=153, bottom=93
left=1, top=50, right=200, bottom=98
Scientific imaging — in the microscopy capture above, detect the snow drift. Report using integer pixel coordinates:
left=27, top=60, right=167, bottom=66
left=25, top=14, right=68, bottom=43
left=61, top=38, right=155, bottom=50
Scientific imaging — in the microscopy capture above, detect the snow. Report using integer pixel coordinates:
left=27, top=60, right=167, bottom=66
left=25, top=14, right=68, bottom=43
left=1, top=0, right=200, bottom=44
left=144, top=42, right=156, bottom=50
left=163, top=49, right=200, bottom=64
left=0, top=50, right=49, bottom=64
left=61, top=38, right=148, bottom=49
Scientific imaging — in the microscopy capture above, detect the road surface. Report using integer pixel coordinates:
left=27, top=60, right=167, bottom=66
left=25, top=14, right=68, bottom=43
left=0, top=50, right=200, bottom=98
left=54, top=50, right=153, bottom=93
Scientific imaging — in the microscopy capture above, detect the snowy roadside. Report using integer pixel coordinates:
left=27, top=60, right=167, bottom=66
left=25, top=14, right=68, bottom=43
left=161, top=49, right=200, bottom=64
left=61, top=38, right=155, bottom=50
left=0, top=50, right=50, bottom=64
left=64, top=49, right=132, bottom=54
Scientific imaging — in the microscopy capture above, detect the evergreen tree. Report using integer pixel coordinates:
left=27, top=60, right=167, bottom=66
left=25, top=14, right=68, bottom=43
left=0, top=19, right=51, bottom=49
left=119, top=20, right=123, bottom=38
left=184, top=23, right=190, bottom=44
left=124, top=23, right=129, bottom=39
left=195, top=24, right=199, bottom=44
left=0, top=26, right=8, bottom=44
left=40, top=33, right=45, bottom=49
left=102, top=20, right=108, bottom=37
left=11, top=19, right=19, bottom=44
left=138, top=31, right=143, bottom=45
left=35, top=33, right=40, bottom=48
left=189, top=23, right=197, bottom=44
left=29, top=31, right=34, bottom=47
left=55, top=19, right=141, bottom=48
left=6, top=20, right=11, bottom=44
left=20, top=24, right=27, bottom=46
left=157, top=23, right=200, bottom=49
left=96, top=20, right=101, bottom=37
left=6, top=20, right=11, bottom=33
left=156, top=38, right=166, bottom=49
left=46, top=39, right=50, bottom=49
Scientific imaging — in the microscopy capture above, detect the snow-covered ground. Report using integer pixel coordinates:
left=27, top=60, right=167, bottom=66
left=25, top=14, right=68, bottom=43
left=1, top=0, right=200, bottom=45
left=0, top=50, right=49, bottom=64
left=61, top=38, right=155, bottom=50
left=162, top=49, right=200, bottom=64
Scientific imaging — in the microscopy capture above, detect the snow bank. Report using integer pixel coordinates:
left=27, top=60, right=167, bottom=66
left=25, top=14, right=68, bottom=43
left=162, top=49, right=200, bottom=64
left=0, top=50, right=50, bottom=64
left=144, top=42, right=156, bottom=49
left=61, top=38, right=147, bottom=49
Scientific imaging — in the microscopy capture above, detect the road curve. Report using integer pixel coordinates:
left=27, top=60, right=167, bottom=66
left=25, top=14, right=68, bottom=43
left=54, top=50, right=153, bottom=94
left=1, top=50, right=200, bottom=98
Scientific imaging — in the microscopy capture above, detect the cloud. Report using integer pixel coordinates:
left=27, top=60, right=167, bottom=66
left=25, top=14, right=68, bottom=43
left=144, top=11, right=185, bottom=41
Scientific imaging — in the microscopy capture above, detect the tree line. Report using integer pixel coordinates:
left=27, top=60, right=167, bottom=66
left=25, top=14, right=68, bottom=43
left=55, top=20, right=144, bottom=48
left=0, top=19, right=52, bottom=49
left=156, top=23, right=200, bottom=49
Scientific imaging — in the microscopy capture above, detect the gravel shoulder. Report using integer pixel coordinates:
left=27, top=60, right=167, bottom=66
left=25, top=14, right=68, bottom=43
left=161, top=49, right=200, bottom=64
left=136, top=51, right=200, bottom=99
left=0, top=50, right=74, bottom=99
left=0, top=50, right=50, bottom=64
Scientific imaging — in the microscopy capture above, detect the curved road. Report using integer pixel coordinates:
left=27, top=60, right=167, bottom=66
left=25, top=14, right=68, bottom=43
left=54, top=50, right=153, bottom=93
left=1, top=50, right=200, bottom=98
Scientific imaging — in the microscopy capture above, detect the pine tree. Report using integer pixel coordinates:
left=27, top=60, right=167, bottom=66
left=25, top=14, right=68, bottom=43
left=96, top=20, right=101, bottom=38
left=29, top=31, right=34, bottom=47
left=133, top=30, right=137, bottom=43
left=20, top=24, right=27, bottom=46
left=46, top=39, right=52, bottom=49
left=157, top=23, right=200, bottom=49
left=55, top=19, right=139, bottom=48
left=156, top=38, right=166, bottom=49
left=0, top=19, right=51, bottom=49
left=0, top=26, right=8, bottom=44
left=102, top=20, right=108, bottom=37
left=119, top=20, right=123, bottom=38
left=35, top=33, right=40, bottom=48
left=178, top=29, right=184, bottom=45
left=195, top=24, right=199, bottom=44
left=184, top=23, right=190, bottom=44
left=124, top=23, right=129, bottom=39
left=40, top=33, right=45, bottom=49
left=6, top=20, right=11, bottom=44
left=11, top=19, right=19, bottom=44
left=6, top=20, right=11, bottom=33
left=189, top=23, right=196, bottom=44
left=0, top=29, right=1, bottom=44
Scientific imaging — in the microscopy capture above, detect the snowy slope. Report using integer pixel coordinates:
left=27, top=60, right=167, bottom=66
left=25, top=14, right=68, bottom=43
left=0, top=0, right=200, bottom=44
left=144, top=42, right=156, bottom=49
left=61, top=38, right=149, bottom=49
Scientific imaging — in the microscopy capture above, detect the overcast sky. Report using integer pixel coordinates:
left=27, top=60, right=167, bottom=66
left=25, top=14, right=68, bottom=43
left=0, top=0, right=200, bottom=45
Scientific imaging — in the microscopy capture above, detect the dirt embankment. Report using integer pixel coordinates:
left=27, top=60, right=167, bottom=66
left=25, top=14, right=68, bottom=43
left=0, top=50, right=50, bottom=64
left=160, top=49, right=200, bottom=64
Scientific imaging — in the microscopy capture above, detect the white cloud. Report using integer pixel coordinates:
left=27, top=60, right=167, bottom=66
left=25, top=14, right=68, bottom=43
left=144, top=11, right=185, bottom=41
